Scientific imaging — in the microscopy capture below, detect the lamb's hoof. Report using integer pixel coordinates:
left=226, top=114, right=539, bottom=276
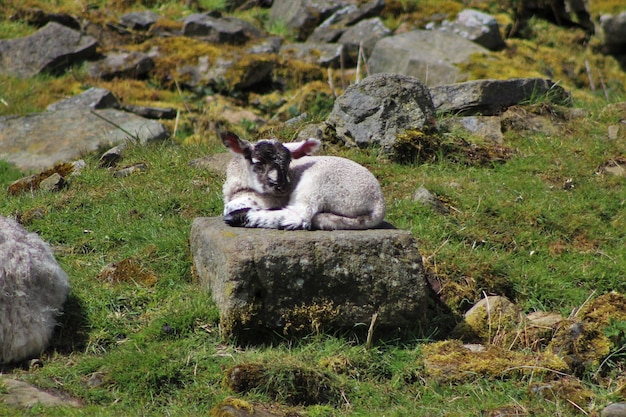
left=224, top=209, right=250, bottom=227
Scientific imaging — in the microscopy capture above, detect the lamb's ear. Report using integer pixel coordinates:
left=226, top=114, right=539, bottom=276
left=290, top=138, right=322, bottom=159
left=221, top=131, right=251, bottom=155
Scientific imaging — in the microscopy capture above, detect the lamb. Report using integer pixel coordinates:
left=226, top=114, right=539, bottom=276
left=0, top=216, right=70, bottom=364
left=220, top=131, right=386, bottom=230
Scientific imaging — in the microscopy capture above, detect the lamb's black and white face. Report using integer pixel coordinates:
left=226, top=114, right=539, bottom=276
left=246, top=140, right=292, bottom=196
left=220, top=130, right=326, bottom=197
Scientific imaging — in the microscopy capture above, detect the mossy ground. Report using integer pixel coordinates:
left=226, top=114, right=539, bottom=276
left=1, top=0, right=626, bottom=416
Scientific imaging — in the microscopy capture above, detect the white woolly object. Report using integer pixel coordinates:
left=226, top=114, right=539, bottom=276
left=221, top=132, right=386, bottom=230
left=0, top=216, right=70, bottom=364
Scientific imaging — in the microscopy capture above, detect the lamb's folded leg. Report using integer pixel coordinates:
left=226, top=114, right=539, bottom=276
left=244, top=207, right=311, bottom=230
left=223, top=193, right=264, bottom=227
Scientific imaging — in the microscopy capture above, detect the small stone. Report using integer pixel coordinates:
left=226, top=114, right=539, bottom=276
left=113, top=163, right=148, bottom=177
left=86, top=372, right=105, bottom=388
left=462, top=343, right=486, bottom=353
left=119, top=11, right=161, bottom=31
left=27, top=358, right=44, bottom=369
left=123, top=104, right=176, bottom=120
left=453, top=295, right=522, bottom=344
left=39, top=172, right=67, bottom=192
left=413, top=186, right=449, bottom=214
left=602, top=403, right=626, bottom=417
left=71, top=160, right=86, bottom=175
left=86, top=51, right=154, bottom=80
left=0, top=377, right=81, bottom=408
left=99, top=145, right=125, bottom=168
left=608, top=125, right=620, bottom=140
left=527, top=311, right=564, bottom=329
left=604, top=163, right=626, bottom=177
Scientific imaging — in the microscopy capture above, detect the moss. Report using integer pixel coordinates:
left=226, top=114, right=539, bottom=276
left=224, top=361, right=341, bottom=406
left=273, top=57, right=325, bottom=91
left=529, top=377, right=594, bottom=410
left=98, top=78, right=180, bottom=109
left=439, top=280, right=477, bottom=313
left=318, top=355, right=352, bottom=375
left=270, top=81, right=334, bottom=121
left=382, top=0, right=462, bottom=30
left=209, top=397, right=255, bottom=417
left=580, top=292, right=626, bottom=324
left=132, top=36, right=222, bottom=88
left=248, top=90, right=286, bottom=116
left=281, top=299, right=340, bottom=335
left=16, top=206, right=48, bottom=225
left=223, top=53, right=277, bottom=91
left=452, top=296, right=524, bottom=346
left=148, top=18, right=184, bottom=34
left=391, top=129, right=441, bottom=164
left=7, top=162, right=76, bottom=196
left=548, top=293, right=626, bottom=375
left=422, top=340, right=569, bottom=383
left=220, top=302, right=261, bottom=341
left=391, top=128, right=516, bottom=165
left=223, top=363, right=266, bottom=393
left=96, top=257, right=157, bottom=286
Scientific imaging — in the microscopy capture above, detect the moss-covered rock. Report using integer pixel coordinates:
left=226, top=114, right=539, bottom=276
left=529, top=377, right=595, bottom=411
left=210, top=396, right=295, bottom=417
left=548, top=292, right=626, bottom=375
left=223, top=362, right=341, bottom=406
left=451, top=295, right=523, bottom=346
left=421, top=339, right=568, bottom=383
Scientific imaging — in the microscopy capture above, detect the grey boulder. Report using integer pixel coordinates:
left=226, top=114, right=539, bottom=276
left=324, top=73, right=437, bottom=152
left=0, top=22, right=97, bottom=78
left=190, top=217, right=430, bottom=342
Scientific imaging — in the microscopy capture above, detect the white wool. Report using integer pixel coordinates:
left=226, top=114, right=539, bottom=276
left=0, top=216, right=70, bottom=364
left=221, top=133, right=385, bottom=230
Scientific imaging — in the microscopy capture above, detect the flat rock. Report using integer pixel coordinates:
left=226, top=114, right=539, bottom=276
left=190, top=217, right=430, bottom=342
left=430, top=78, right=572, bottom=116
left=368, top=30, right=488, bottom=86
left=0, top=22, right=97, bottom=78
left=602, top=403, right=626, bottom=417
left=46, top=87, right=120, bottom=112
left=119, top=11, right=162, bottom=31
left=1, top=377, right=81, bottom=408
left=86, top=51, right=154, bottom=80
left=439, top=115, right=503, bottom=142
left=0, top=109, right=169, bottom=172
left=413, top=186, right=449, bottom=214
left=122, top=104, right=176, bottom=119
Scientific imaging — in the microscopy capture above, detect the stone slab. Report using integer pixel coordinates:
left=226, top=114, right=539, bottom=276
left=190, top=217, right=430, bottom=342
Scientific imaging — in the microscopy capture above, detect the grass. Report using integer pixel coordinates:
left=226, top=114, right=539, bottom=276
left=1, top=0, right=626, bottom=415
